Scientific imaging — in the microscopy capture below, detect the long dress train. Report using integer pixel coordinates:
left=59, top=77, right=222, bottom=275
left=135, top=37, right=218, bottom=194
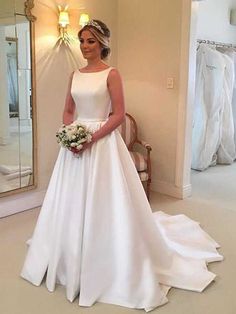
left=21, top=67, right=223, bottom=312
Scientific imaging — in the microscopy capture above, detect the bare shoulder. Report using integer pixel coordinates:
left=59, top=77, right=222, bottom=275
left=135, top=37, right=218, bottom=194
left=109, top=67, right=120, bottom=76
left=107, top=68, right=122, bottom=83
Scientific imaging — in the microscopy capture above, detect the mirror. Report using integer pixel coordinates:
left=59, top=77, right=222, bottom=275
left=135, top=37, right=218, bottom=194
left=0, top=0, right=36, bottom=197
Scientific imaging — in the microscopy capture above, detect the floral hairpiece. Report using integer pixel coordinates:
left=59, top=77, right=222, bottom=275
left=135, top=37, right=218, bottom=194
left=85, top=20, right=105, bottom=35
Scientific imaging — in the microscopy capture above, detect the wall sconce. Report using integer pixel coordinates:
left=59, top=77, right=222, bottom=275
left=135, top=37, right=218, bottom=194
left=230, top=9, right=236, bottom=25
left=58, top=5, right=70, bottom=41
left=79, top=13, right=90, bottom=27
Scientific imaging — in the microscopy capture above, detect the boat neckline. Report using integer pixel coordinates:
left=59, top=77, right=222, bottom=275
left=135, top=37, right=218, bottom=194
left=78, top=67, right=111, bottom=74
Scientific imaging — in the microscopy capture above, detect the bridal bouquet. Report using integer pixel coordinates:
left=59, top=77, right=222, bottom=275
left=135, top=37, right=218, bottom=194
left=56, top=122, right=93, bottom=152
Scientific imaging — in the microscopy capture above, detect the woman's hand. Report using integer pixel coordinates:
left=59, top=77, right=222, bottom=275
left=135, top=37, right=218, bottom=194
left=70, top=141, right=93, bottom=156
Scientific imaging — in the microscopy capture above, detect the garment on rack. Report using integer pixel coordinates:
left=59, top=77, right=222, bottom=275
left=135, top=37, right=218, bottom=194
left=216, top=49, right=236, bottom=164
left=192, top=44, right=225, bottom=170
left=232, top=52, right=236, bottom=149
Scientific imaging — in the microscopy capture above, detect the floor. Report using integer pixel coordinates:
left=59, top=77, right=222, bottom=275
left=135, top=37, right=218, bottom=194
left=0, top=164, right=236, bottom=314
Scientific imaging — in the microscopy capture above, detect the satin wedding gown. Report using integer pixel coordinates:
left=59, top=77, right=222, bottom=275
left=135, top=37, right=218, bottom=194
left=21, top=67, right=223, bottom=312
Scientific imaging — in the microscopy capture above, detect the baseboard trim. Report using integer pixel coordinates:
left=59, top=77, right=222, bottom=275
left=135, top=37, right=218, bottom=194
left=151, top=179, right=192, bottom=199
left=0, top=189, right=46, bottom=218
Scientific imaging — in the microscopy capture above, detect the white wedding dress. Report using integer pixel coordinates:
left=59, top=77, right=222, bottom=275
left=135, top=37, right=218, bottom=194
left=21, top=67, right=223, bottom=312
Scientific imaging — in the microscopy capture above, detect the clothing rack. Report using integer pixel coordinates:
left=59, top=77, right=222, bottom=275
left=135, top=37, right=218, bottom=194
left=197, top=39, right=236, bottom=49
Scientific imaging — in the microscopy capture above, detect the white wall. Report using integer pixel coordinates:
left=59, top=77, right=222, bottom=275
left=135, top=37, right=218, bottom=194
left=117, top=0, right=191, bottom=196
left=197, top=0, right=236, bottom=44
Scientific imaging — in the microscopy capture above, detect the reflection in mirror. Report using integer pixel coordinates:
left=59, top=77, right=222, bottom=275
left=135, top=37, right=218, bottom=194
left=0, top=0, right=36, bottom=196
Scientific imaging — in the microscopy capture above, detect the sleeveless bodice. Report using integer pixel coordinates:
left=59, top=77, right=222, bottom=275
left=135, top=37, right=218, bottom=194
left=71, top=67, right=113, bottom=120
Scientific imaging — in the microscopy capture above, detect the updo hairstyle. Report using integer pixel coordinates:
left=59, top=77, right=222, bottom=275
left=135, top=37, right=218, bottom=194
left=78, top=19, right=111, bottom=60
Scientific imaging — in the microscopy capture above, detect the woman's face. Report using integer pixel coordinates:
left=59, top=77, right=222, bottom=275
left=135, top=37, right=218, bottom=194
left=79, top=30, right=101, bottom=60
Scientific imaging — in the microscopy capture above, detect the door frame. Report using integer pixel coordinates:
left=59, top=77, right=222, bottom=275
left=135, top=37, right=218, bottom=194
left=175, top=0, right=199, bottom=198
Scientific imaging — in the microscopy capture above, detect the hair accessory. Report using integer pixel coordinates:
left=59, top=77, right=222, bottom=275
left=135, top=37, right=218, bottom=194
left=85, top=20, right=105, bottom=34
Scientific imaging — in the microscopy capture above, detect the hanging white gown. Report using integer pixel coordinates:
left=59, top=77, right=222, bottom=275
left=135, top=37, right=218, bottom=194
left=21, top=67, right=223, bottom=312
left=216, top=48, right=236, bottom=164
left=232, top=51, right=236, bottom=150
left=192, top=44, right=225, bottom=170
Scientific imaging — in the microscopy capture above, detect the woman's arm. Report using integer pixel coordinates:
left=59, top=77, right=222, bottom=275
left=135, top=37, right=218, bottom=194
left=63, top=72, right=76, bottom=125
left=92, top=68, right=125, bottom=142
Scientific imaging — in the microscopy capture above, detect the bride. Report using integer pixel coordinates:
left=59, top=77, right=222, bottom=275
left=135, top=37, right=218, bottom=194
left=21, top=19, right=223, bottom=312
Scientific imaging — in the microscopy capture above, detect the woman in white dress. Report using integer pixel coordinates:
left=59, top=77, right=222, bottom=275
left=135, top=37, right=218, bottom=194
left=21, top=19, right=223, bottom=312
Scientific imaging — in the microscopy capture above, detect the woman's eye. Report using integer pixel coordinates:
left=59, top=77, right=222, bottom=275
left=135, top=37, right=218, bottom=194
left=79, top=39, right=84, bottom=43
left=88, top=40, right=95, bottom=44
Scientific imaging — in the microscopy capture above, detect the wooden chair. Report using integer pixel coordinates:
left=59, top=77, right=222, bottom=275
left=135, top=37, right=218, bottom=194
left=118, top=113, right=152, bottom=200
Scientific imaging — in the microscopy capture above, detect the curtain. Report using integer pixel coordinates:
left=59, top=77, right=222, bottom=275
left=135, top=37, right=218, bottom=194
left=7, top=54, right=18, bottom=113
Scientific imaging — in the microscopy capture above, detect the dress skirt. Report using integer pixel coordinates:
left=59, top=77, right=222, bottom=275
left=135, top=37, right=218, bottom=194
left=21, top=119, right=223, bottom=312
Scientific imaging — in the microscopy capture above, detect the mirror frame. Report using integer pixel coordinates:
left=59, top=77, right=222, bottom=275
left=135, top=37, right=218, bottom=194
left=0, top=0, right=37, bottom=198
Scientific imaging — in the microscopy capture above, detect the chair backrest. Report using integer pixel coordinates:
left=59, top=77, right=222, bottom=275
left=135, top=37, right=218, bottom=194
left=118, top=113, right=137, bottom=149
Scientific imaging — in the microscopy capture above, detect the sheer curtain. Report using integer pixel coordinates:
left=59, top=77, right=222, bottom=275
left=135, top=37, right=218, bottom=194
left=7, top=54, right=18, bottom=113
left=232, top=53, right=236, bottom=149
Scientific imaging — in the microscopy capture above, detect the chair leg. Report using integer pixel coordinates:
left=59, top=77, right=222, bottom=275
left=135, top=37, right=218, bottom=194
left=146, top=179, right=151, bottom=201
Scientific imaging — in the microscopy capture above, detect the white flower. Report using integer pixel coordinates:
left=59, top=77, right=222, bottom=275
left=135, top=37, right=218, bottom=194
left=58, top=127, right=64, bottom=133
left=67, top=131, right=75, bottom=140
left=87, top=134, right=92, bottom=142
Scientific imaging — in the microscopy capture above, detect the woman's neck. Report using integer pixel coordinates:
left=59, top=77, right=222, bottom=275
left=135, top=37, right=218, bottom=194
left=86, top=58, right=106, bottom=70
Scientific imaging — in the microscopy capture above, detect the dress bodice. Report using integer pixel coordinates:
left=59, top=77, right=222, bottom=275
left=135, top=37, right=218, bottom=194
left=71, top=67, right=113, bottom=120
